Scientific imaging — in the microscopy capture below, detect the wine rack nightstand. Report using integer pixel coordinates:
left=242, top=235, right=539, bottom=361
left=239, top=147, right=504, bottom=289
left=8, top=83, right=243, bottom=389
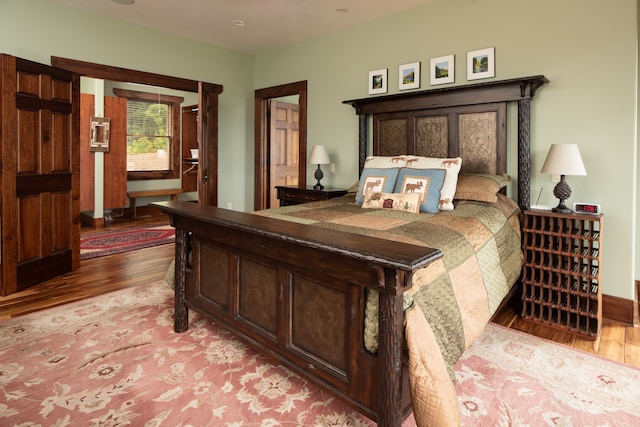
left=521, top=210, right=603, bottom=338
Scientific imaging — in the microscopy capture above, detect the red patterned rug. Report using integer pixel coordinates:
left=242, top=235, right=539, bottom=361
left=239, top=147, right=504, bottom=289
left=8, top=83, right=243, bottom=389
left=80, top=226, right=174, bottom=260
left=0, top=281, right=638, bottom=426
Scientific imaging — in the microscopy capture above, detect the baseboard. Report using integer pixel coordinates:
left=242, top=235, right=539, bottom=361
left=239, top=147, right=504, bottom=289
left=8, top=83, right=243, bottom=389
left=80, top=211, right=104, bottom=229
left=602, top=282, right=640, bottom=326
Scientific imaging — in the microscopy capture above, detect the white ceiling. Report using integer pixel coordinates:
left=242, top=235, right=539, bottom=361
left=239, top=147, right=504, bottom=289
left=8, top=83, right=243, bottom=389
left=49, top=0, right=438, bottom=54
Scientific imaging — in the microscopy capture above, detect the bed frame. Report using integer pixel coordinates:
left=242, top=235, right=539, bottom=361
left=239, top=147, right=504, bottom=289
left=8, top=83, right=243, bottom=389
left=154, top=75, right=548, bottom=427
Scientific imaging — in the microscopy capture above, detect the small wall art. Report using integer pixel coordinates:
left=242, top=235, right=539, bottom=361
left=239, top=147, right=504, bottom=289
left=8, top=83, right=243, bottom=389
left=368, top=68, right=388, bottom=95
left=430, top=55, right=454, bottom=86
left=467, top=47, right=495, bottom=81
left=89, top=116, right=110, bottom=152
left=398, top=62, right=420, bottom=90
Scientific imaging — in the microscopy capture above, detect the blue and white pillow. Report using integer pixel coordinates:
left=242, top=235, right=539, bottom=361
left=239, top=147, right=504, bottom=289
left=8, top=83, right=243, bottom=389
left=394, top=168, right=446, bottom=213
left=355, top=168, right=400, bottom=205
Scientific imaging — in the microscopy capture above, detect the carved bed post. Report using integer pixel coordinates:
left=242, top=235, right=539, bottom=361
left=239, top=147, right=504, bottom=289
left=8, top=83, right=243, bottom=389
left=377, top=268, right=406, bottom=427
left=518, top=98, right=532, bottom=211
left=358, top=114, right=368, bottom=176
left=173, top=225, right=189, bottom=333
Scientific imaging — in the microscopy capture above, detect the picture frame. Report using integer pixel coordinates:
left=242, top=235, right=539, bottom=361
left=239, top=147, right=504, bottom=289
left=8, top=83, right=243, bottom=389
left=368, top=68, right=388, bottom=95
left=398, top=62, right=420, bottom=90
left=430, top=55, right=454, bottom=86
left=89, top=116, right=110, bottom=152
left=467, top=47, right=495, bottom=81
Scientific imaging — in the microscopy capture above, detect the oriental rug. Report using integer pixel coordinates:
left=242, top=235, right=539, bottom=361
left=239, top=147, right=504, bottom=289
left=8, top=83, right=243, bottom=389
left=80, top=226, right=174, bottom=260
left=1, top=282, right=639, bottom=426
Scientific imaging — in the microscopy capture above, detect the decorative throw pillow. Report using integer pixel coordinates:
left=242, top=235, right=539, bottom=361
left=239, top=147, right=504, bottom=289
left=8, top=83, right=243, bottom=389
left=363, top=155, right=408, bottom=169
left=394, top=168, right=446, bottom=213
left=361, top=192, right=421, bottom=214
left=454, top=173, right=511, bottom=203
left=355, top=167, right=400, bottom=205
left=404, top=156, right=462, bottom=210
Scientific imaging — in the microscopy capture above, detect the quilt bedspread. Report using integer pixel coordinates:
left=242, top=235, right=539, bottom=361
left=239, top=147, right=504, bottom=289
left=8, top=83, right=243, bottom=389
left=253, top=193, right=523, bottom=426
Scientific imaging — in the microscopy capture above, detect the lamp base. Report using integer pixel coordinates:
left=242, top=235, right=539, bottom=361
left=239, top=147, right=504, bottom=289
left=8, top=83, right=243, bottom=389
left=552, top=204, right=573, bottom=214
left=552, top=176, right=573, bottom=213
left=313, top=165, right=324, bottom=190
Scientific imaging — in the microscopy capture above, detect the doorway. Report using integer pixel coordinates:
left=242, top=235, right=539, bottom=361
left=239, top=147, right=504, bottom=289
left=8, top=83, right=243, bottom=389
left=254, top=81, right=307, bottom=210
left=51, top=56, right=222, bottom=207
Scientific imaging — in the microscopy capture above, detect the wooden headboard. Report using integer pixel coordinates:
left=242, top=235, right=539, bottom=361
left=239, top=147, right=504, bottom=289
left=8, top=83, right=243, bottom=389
left=343, top=75, right=548, bottom=211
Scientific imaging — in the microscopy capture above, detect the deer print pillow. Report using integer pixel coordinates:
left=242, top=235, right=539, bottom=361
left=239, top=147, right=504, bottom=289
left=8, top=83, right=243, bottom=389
left=404, top=156, right=462, bottom=210
left=355, top=167, right=400, bottom=205
left=394, top=168, right=446, bottom=213
left=361, top=192, right=421, bottom=214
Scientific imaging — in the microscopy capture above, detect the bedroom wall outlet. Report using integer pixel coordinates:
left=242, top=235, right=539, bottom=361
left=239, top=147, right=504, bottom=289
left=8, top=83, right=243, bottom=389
left=552, top=174, right=560, bottom=183
left=227, top=202, right=232, bottom=209
left=329, top=163, right=335, bottom=173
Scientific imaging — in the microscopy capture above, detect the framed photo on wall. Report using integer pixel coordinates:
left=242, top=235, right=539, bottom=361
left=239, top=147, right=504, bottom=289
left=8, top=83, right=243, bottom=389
left=368, top=68, right=388, bottom=95
left=89, top=116, right=110, bottom=152
left=430, top=55, right=454, bottom=85
left=467, top=47, right=495, bottom=81
left=398, top=62, right=420, bottom=90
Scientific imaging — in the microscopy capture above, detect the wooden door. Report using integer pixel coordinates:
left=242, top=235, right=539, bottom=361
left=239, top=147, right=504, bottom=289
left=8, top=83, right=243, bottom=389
left=79, top=94, right=127, bottom=214
left=0, top=54, right=80, bottom=295
left=181, top=105, right=197, bottom=193
left=79, top=93, right=95, bottom=212
left=269, top=100, right=299, bottom=208
left=198, top=82, right=222, bottom=206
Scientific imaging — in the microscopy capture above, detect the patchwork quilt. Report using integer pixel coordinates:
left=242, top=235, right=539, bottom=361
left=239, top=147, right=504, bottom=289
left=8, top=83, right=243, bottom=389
left=254, top=193, right=523, bottom=426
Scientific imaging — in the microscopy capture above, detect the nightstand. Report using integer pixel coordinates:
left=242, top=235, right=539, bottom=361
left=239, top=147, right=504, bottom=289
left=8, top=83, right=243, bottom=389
left=275, top=186, right=348, bottom=206
left=521, top=209, right=603, bottom=338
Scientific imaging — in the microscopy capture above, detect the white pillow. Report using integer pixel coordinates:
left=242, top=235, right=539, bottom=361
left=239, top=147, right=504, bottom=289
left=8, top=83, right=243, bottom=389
left=404, top=156, right=462, bottom=210
left=363, top=155, right=408, bottom=168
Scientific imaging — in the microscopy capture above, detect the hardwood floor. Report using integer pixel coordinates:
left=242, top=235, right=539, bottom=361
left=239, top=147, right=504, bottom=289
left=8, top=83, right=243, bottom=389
left=0, top=211, right=173, bottom=320
left=1, top=210, right=638, bottom=370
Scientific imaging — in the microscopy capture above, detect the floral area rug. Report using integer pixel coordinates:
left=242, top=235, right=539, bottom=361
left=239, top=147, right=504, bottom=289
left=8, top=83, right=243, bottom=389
left=1, top=281, right=639, bottom=426
left=0, top=281, right=383, bottom=426
left=457, top=324, right=640, bottom=426
left=80, top=226, right=174, bottom=260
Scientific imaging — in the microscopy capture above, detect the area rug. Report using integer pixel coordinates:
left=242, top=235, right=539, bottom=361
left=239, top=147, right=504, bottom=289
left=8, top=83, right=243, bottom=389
left=1, top=282, right=639, bottom=426
left=80, top=225, right=174, bottom=260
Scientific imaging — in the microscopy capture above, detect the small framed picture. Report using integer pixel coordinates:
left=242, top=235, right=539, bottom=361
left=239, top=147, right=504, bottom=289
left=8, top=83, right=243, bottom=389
left=467, top=47, right=495, bottom=81
left=368, top=68, right=388, bottom=95
left=89, top=116, right=110, bottom=152
left=398, top=62, right=420, bottom=90
left=430, top=55, right=454, bottom=86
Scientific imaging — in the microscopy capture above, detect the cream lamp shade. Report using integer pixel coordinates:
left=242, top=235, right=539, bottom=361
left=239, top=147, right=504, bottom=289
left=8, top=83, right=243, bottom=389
left=540, top=144, right=587, bottom=176
left=540, top=144, right=586, bottom=213
left=308, top=145, right=330, bottom=190
left=308, top=145, right=330, bottom=165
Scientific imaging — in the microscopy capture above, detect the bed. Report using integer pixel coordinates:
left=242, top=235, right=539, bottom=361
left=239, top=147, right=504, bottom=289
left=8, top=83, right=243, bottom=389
left=154, top=75, right=548, bottom=427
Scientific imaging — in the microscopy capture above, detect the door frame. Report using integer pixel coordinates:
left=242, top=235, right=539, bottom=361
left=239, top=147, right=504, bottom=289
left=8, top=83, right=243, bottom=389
left=254, top=80, right=307, bottom=211
left=50, top=56, right=223, bottom=206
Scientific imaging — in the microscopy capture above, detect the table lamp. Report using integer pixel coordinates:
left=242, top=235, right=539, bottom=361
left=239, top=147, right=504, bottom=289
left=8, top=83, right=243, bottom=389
left=308, top=145, right=330, bottom=190
left=540, top=144, right=587, bottom=213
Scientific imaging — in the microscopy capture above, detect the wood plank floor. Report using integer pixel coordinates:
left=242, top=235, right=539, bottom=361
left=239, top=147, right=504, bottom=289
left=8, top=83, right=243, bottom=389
left=1, top=210, right=638, bottom=370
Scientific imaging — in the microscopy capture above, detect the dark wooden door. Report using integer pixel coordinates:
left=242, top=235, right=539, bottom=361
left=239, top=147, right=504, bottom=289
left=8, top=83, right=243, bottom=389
left=181, top=105, right=198, bottom=193
left=198, top=82, right=222, bottom=206
left=269, top=100, right=300, bottom=208
left=0, top=54, right=80, bottom=296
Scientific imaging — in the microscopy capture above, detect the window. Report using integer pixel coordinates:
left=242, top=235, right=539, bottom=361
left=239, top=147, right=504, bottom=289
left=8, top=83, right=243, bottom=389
left=113, top=88, right=184, bottom=180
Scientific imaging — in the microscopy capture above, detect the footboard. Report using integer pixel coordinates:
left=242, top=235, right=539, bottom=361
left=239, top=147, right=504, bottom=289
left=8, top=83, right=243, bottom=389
left=153, top=201, right=441, bottom=426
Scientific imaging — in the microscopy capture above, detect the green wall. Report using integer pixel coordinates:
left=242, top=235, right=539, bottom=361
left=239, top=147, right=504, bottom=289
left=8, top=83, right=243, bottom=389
left=0, top=0, right=256, bottom=212
left=1, top=0, right=637, bottom=301
left=254, top=0, right=638, bottom=302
